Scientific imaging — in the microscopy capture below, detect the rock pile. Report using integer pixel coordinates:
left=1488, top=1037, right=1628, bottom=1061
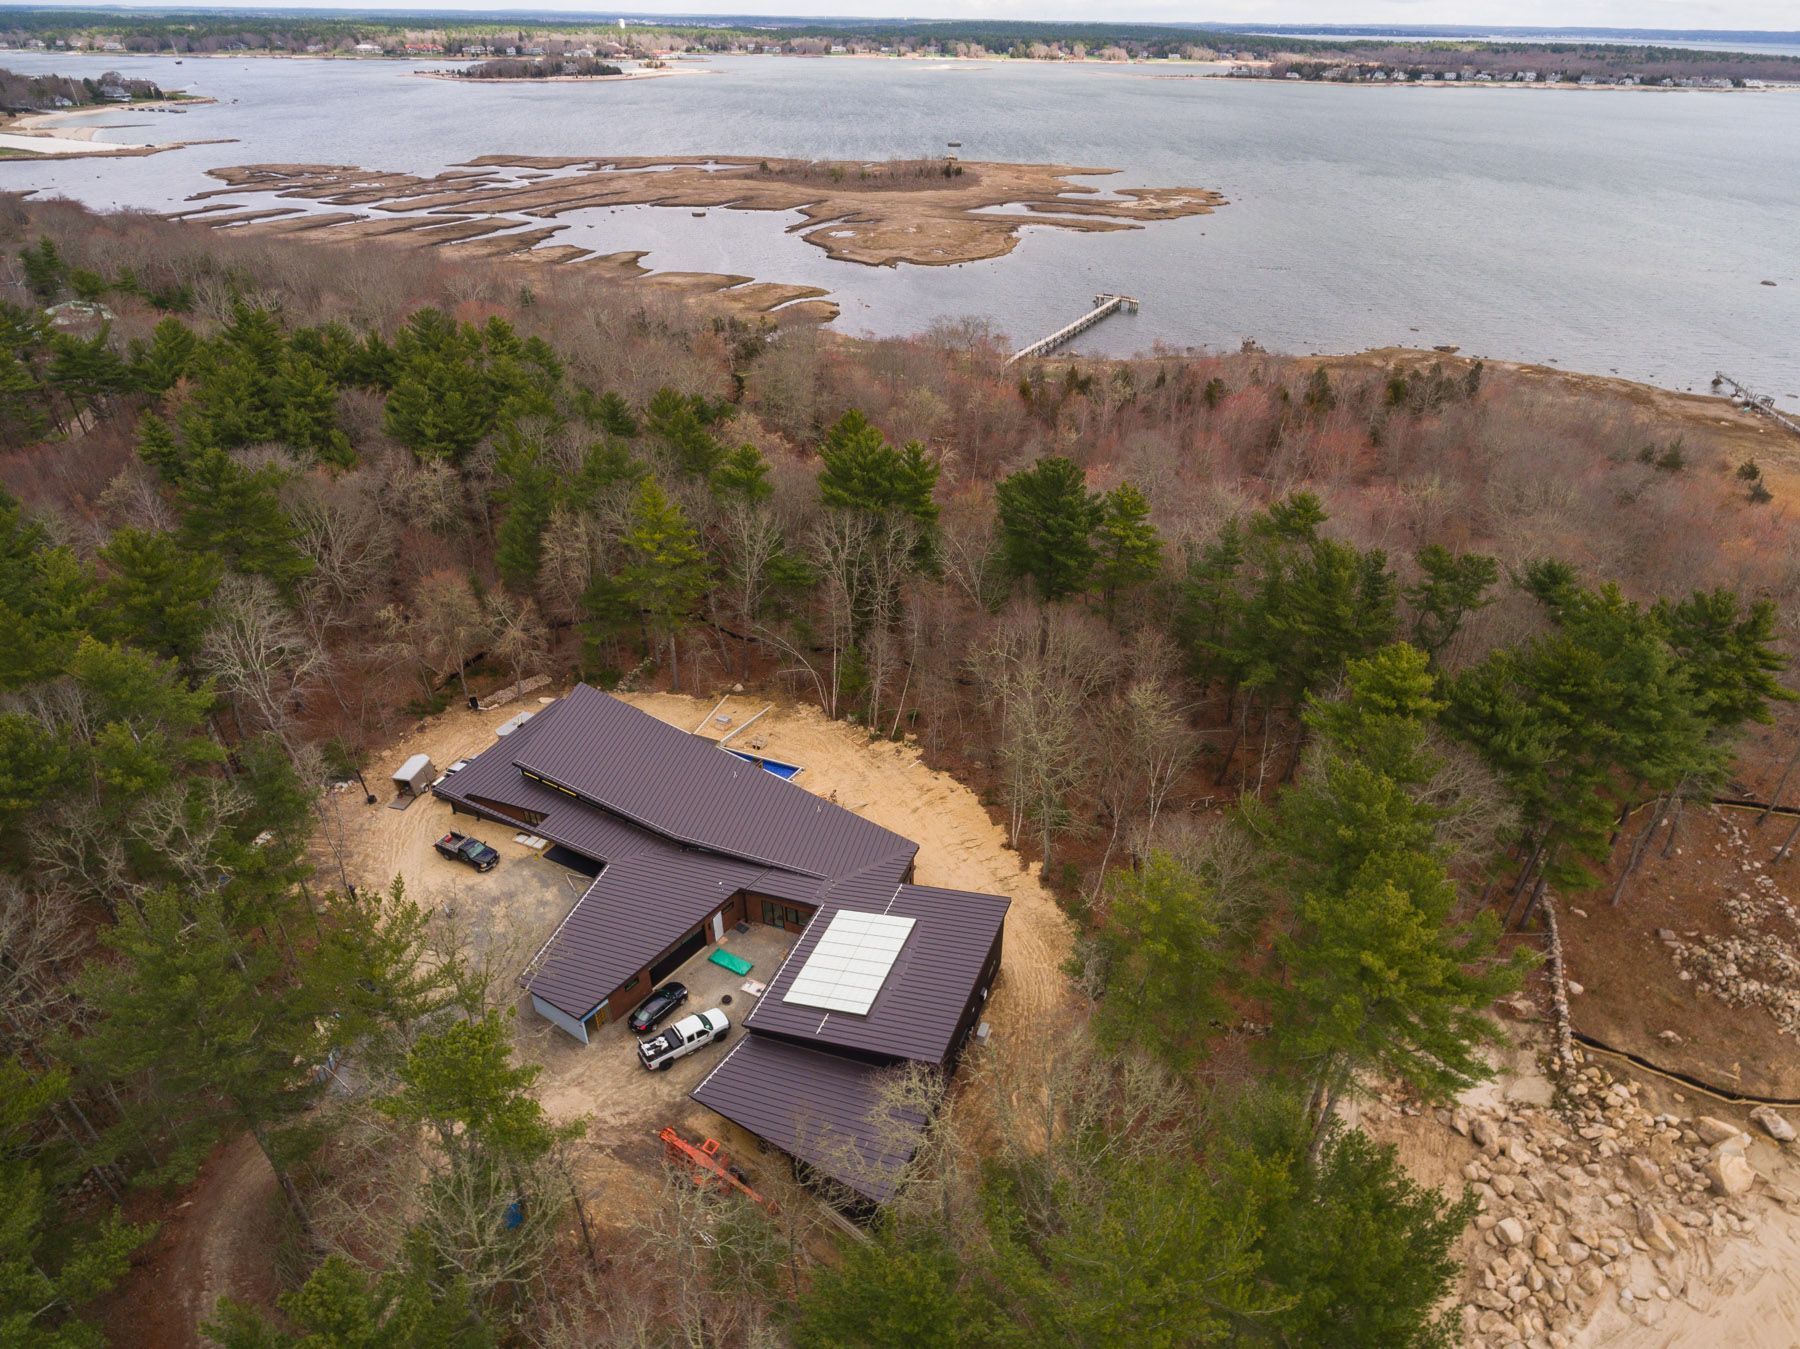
left=1420, top=1063, right=1796, bottom=1348
left=1667, top=812, right=1800, bottom=1036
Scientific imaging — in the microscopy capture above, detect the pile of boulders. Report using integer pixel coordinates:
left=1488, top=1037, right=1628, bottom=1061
left=1666, top=812, right=1800, bottom=1036
left=1418, top=1062, right=1797, bottom=1347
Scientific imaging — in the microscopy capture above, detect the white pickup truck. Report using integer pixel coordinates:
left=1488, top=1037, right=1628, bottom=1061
left=637, top=1008, right=729, bottom=1072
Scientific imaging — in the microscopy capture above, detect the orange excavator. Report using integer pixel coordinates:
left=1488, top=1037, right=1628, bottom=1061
left=658, top=1126, right=776, bottom=1212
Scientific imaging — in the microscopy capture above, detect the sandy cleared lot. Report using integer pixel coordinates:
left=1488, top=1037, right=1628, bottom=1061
left=323, top=684, right=1078, bottom=1199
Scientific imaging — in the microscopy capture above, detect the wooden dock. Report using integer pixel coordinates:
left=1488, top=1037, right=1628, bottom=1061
left=1008, top=293, right=1139, bottom=364
left=1714, top=372, right=1800, bottom=439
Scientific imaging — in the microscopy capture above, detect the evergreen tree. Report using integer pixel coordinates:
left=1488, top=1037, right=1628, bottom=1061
left=492, top=433, right=556, bottom=590
left=75, top=884, right=329, bottom=1221
left=993, top=456, right=1101, bottom=603
left=793, top=1231, right=987, bottom=1349
left=1262, top=644, right=1528, bottom=1133
left=96, top=527, right=222, bottom=661
left=273, top=352, right=353, bottom=465
left=134, top=410, right=187, bottom=481
left=127, top=316, right=200, bottom=393
left=177, top=449, right=314, bottom=592
left=1086, top=851, right=1229, bottom=1067
left=1404, top=545, right=1499, bottom=666
left=817, top=410, right=940, bottom=540
left=585, top=389, right=639, bottom=438
left=0, top=488, right=90, bottom=690
left=615, top=479, right=709, bottom=689
left=1093, top=481, right=1161, bottom=606
left=710, top=443, right=773, bottom=503
left=646, top=387, right=726, bottom=478
left=0, top=348, right=49, bottom=449
left=0, top=711, right=73, bottom=840
left=20, top=236, right=65, bottom=302
left=0, top=1060, right=153, bottom=1349
left=207, top=1244, right=492, bottom=1349
left=1219, top=1093, right=1473, bottom=1349
left=45, top=327, right=130, bottom=428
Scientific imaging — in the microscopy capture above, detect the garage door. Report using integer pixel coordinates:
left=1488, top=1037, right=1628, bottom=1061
left=651, top=926, right=707, bottom=983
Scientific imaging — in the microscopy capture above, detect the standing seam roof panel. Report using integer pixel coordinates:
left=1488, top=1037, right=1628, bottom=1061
left=509, top=686, right=917, bottom=879
left=690, top=1033, right=926, bottom=1202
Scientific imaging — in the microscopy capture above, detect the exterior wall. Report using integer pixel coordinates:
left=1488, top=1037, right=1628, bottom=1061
left=944, top=925, right=1005, bottom=1071
left=465, top=793, right=546, bottom=827
left=745, top=891, right=816, bottom=934
left=531, top=993, right=590, bottom=1044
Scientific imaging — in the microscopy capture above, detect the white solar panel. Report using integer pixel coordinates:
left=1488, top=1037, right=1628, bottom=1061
left=782, top=909, right=915, bottom=1016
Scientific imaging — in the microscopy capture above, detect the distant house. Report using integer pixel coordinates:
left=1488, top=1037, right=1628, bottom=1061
left=438, top=686, right=1010, bottom=1203
left=352, top=42, right=382, bottom=55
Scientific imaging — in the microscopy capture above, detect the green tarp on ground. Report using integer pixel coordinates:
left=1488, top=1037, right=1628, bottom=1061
left=709, top=948, right=753, bottom=976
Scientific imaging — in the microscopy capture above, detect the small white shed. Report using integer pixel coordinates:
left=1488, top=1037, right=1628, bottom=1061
left=392, top=754, right=435, bottom=797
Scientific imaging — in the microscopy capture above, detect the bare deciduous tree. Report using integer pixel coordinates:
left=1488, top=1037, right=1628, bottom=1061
left=200, top=574, right=330, bottom=753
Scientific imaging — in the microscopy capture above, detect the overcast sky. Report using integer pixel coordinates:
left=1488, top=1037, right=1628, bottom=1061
left=22, top=0, right=1796, bottom=26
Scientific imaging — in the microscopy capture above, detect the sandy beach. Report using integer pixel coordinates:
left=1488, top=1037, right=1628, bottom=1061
left=0, top=96, right=222, bottom=158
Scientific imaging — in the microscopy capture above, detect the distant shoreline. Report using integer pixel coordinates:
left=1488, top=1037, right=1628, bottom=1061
left=411, top=65, right=707, bottom=85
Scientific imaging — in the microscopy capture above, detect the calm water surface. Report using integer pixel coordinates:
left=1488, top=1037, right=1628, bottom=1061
left=4, top=52, right=1796, bottom=408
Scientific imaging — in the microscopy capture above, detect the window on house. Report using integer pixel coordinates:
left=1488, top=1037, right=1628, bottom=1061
left=761, top=901, right=809, bottom=927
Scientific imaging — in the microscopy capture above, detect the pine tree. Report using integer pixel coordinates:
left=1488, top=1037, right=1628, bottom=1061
left=1087, top=851, right=1229, bottom=1067
left=817, top=409, right=940, bottom=541
left=1093, top=481, right=1161, bottom=607
left=96, top=527, right=222, bottom=661
left=0, top=488, right=90, bottom=690
left=273, top=352, right=353, bottom=465
left=0, top=1060, right=153, bottom=1349
left=0, top=348, right=49, bottom=449
left=710, top=442, right=773, bottom=503
left=46, top=327, right=130, bottom=429
left=1263, top=644, right=1528, bottom=1134
left=1218, top=1092, right=1474, bottom=1349
left=993, top=456, right=1102, bottom=603
left=20, top=236, right=65, bottom=302
left=208, top=1244, right=492, bottom=1349
left=75, top=885, right=328, bottom=1224
left=492, top=433, right=556, bottom=590
left=127, top=315, right=200, bottom=393
left=177, top=449, right=314, bottom=592
left=616, top=479, right=709, bottom=689
left=646, top=387, right=725, bottom=478
left=134, top=410, right=187, bottom=481
left=1404, top=545, right=1499, bottom=666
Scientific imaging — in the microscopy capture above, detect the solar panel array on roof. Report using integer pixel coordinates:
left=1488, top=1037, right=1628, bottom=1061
left=748, top=876, right=1009, bottom=1065
left=782, top=909, right=915, bottom=1015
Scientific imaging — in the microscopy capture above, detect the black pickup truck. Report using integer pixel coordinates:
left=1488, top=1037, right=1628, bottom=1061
left=435, top=832, right=499, bottom=872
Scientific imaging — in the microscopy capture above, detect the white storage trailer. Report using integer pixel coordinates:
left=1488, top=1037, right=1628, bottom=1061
left=392, top=754, right=435, bottom=798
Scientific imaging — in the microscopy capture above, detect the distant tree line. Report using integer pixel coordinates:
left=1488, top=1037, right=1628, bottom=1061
left=456, top=57, right=623, bottom=80
left=0, top=67, right=163, bottom=112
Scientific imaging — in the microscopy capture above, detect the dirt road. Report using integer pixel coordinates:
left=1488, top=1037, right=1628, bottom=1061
left=106, top=1134, right=282, bottom=1348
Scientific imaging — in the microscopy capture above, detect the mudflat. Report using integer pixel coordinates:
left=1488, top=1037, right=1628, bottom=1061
left=193, top=154, right=1226, bottom=268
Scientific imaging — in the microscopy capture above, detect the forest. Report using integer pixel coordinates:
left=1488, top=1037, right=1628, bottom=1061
left=2, top=190, right=1797, bottom=1346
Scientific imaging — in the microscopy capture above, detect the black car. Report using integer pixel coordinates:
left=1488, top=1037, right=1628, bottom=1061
left=628, top=982, right=689, bottom=1034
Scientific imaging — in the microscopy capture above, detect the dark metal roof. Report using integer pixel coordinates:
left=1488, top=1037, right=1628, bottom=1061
left=691, top=1033, right=926, bottom=1203
left=509, top=685, right=916, bottom=880
left=434, top=688, right=1006, bottom=1072
left=527, top=842, right=769, bottom=1017
left=746, top=873, right=1009, bottom=1066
